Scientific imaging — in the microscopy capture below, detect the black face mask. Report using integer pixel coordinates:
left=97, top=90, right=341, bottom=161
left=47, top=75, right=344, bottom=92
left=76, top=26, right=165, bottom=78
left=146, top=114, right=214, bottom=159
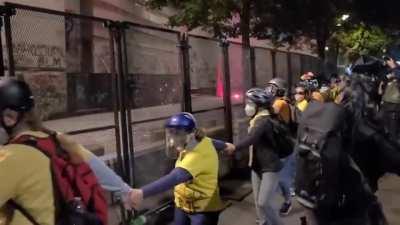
left=0, top=128, right=8, bottom=145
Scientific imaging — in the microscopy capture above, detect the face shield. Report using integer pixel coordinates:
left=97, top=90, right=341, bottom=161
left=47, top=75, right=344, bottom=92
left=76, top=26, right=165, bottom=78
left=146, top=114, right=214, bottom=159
left=265, top=84, right=278, bottom=97
left=165, top=128, right=193, bottom=159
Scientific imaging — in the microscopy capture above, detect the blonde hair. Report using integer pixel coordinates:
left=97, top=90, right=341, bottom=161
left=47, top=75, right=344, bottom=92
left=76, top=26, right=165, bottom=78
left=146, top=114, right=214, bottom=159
left=22, top=109, right=85, bottom=163
left=23, top=110, right=56, bottom=135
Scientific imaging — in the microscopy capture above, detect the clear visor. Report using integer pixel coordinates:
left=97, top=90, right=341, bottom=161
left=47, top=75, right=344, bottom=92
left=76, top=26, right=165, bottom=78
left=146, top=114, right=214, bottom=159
left=165, top=128, right=190, bottom=159
left=265, top=84, right=278, bottom=96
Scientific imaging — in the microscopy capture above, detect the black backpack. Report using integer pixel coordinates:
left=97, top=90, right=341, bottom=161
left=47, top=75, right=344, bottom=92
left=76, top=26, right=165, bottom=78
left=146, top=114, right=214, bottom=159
left=268, top=118, right=295, bottom=159
left=294, top=101, right=373, bottom=219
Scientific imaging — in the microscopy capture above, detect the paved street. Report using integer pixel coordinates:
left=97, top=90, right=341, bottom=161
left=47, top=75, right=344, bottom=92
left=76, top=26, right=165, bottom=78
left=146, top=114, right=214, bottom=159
left=219, top=175, right=400, bottom=225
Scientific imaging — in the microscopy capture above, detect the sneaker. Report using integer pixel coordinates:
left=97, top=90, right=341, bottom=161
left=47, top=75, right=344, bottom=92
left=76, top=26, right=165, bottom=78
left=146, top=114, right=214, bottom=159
left=290, top=188, right=296, bottom=197
left=279, top=202, right=292, bottom=216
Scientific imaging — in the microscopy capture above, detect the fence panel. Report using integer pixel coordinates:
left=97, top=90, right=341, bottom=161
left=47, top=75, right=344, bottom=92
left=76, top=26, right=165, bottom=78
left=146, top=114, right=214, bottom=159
left=228, top=43, right=252, bottom=150
left=124, top=25, right=181, bottom=213
left=275, top=51, right=289, bottom=82
left=290, top=53, right=302, bottom=89
left=189, top=36, right=233, bottom=176
left=9, top=6, right=119, bottom=155
left=254, top=47, right=273, bottom=87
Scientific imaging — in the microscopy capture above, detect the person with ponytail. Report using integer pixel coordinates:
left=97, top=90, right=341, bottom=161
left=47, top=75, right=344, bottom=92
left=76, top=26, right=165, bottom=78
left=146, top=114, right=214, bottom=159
left=0, top=79, right=137, bottom=225
left=128, top=112, right=234, bottom=225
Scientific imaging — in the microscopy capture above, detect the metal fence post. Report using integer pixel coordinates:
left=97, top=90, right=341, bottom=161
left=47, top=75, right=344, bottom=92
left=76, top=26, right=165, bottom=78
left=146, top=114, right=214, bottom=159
left=0, top=6, right=15, bottom=76
left=177, top=32, right=192, bottom=113
left=287, top=52, right=293, bottom=95
left=104, top=21, right=124, bottom=177
left=250, top=47, right=256, bottom=86
left=114, top=21, right=136, bottom=224
left=271, top=50, right=277, bottom=78
left=0, top=18, right=4, bottom=76
left=220, top=39, right=233, bottom=143
left=120, top=22, right=136, bottom=188
left=114, top=22, right=132, bottom=186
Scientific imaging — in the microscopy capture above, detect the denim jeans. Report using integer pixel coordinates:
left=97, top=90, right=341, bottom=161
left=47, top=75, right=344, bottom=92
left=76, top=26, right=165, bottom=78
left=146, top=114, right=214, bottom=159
left=251, top=170, right=283, bottom=225
left=174, top=207, right=220, bottom=225
left=278, top=153, right=296, bottom=202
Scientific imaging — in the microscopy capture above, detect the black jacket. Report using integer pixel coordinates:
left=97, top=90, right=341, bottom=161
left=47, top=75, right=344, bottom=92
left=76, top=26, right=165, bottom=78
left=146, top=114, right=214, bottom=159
left=236, top=115, right=283, bottom=173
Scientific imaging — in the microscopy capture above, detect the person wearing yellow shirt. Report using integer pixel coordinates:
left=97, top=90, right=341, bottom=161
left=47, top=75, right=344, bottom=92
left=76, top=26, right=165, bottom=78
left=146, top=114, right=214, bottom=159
left=0, top=79, right=137, bottom=225
left=129, top=112, right=233, bottom=225
left=294, top=86, right=309, bottom=112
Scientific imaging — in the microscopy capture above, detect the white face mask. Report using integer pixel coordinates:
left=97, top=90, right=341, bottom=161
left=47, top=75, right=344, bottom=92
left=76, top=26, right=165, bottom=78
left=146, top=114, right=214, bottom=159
left=245, top=104, right=257, bottom=117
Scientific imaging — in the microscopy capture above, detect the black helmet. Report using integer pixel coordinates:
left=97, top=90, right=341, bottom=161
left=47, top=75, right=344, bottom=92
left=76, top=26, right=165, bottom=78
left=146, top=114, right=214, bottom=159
left=0, top=79, right=34, bottom=112
left=385, top=45, right=400, bottom=63
left=246, top=88, right=274, bottom=106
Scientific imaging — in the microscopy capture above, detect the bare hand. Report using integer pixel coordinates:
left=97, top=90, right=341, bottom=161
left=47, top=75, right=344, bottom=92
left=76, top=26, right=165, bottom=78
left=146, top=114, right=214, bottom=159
left=128, top=189, right=144, bottom=209
left=224, top=143, right=236, bottom=155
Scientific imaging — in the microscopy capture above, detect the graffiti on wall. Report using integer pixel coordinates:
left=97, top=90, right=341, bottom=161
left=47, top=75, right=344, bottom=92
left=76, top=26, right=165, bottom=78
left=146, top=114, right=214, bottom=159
left=21, top=72, right=67, bottom=120
left=13, top=42, right=66, bottom=69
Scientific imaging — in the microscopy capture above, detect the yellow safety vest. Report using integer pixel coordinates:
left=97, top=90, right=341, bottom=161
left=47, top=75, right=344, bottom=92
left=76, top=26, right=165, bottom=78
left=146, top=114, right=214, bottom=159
left=174, top=137, right=224, bottom=213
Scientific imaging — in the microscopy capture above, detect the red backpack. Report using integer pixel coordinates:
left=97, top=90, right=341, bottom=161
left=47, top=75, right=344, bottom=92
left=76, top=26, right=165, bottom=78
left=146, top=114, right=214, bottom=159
left=9, top=133, right=108, bottom=225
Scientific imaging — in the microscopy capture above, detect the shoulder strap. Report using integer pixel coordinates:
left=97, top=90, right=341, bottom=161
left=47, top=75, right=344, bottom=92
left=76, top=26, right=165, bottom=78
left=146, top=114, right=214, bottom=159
left=7, top=200, right=41, bottom=225
left=11, top=134, right=67, bottom=157
left=11, top=135, right=52, bottom=158
left=10, top=134, right=65, bottom=222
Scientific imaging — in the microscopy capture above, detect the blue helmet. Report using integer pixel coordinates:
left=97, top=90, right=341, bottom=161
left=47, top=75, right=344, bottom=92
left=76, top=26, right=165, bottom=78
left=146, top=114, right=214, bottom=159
left=165, top=112, right=197, bottom=133
left=246, top=88, right=274, bottom=106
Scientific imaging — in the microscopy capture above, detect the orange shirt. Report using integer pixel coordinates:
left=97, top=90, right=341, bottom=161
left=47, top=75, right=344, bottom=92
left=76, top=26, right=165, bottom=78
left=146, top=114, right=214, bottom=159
left=273, top=98, right=291, bottom=124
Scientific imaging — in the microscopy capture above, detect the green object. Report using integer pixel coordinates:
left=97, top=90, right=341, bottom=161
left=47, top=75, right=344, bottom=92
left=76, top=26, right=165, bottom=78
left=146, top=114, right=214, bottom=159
left=336, top=24, right=393, bottom=60
left=130, top=215, right=147, bottom=225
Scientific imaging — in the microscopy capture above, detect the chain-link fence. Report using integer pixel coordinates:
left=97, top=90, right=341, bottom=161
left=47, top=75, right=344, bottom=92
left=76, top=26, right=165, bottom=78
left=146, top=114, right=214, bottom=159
left=2, top=4, right=127, bottom=224
left=254, top=47, right=273, bottom=87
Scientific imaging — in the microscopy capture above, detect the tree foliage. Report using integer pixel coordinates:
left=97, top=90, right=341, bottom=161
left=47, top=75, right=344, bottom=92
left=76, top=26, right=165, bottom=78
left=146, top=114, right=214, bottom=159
left=147, top=0, right=241, bottom=39
left=335, top=24, right=393, bottom=61
left=146, top=0, right=398, bottom=59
